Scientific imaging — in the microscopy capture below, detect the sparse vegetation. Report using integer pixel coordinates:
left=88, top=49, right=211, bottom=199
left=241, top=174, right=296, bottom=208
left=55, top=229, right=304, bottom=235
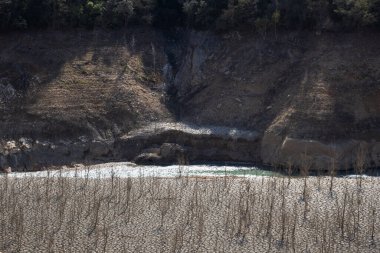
left=0, top=170, right=379, bottom=252
left=0, top=1, right=379, bottom=253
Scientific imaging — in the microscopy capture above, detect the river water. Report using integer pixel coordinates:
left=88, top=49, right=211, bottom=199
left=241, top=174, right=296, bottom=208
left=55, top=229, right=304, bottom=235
left=8, top=162, right=278, bottom=179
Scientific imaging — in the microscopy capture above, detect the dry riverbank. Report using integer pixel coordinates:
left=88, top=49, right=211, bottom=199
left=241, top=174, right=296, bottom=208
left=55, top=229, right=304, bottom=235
left=0, top=173, right=379, bottom=252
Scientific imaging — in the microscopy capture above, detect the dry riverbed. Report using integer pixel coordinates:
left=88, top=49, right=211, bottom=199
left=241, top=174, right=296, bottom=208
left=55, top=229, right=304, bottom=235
left=1, top=166, right=379, bottom=252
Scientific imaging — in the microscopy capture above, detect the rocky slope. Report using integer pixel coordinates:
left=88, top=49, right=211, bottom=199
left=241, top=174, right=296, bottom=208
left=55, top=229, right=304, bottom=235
left=174, top=31, right=380, bottom=171
left=1, top=29, right=379, bottom=171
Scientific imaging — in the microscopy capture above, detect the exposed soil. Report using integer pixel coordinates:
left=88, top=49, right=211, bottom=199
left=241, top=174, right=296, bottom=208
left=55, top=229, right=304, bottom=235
left=0, top=29, right=173, bottom=139
left=1, top=29, right=380, bottom=171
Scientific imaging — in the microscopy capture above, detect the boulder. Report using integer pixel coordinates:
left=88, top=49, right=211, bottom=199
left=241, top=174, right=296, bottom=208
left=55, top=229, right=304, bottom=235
left=116, top=123, right=261, bottom=165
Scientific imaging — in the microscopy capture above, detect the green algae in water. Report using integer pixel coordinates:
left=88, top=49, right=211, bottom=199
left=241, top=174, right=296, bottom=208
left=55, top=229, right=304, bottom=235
left=192, top=169, right=281, bottom=177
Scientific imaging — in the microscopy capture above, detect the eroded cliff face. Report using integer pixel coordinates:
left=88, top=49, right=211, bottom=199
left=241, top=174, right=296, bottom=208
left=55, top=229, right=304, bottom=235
left=0, top=29, right=173, bottom=140
left=174, top=31, right=380, bottom=170
left=1, top=29, right=380, bottom=171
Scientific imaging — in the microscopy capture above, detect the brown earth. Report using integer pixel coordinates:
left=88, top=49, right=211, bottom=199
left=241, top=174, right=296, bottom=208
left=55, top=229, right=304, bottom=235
left=0, top=29, right=172, bottom=139
left=0, top=29, right=380, bottom=171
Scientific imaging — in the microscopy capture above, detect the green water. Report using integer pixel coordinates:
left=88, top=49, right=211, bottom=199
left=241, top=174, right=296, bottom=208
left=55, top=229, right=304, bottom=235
left=192, top=169, right=281, bottom=177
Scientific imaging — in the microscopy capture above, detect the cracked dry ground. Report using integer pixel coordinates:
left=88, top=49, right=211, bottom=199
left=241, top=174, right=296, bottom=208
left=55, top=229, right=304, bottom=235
left=0, top=175, right=379, bottom=252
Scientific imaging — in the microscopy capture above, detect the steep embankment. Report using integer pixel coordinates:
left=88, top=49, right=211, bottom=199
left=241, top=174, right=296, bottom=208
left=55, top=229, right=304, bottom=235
left=0, top=30, right=173, bottom=139
left=0, top=29, right=175, bottom=170
left=174, top=31, right=380, bottom=170
left=1, top=29, right=380, bottom=171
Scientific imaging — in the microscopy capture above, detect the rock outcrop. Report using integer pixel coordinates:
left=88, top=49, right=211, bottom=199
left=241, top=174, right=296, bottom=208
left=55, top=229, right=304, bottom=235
left=262, top=134, right=380, bottom=170
left=115, top=123, right=261, bottom=165
left=173, top=31, right=380, bottom=170
left=0, top=138, right=114, bottom=171
left=0, top=30, right=379, bottom=171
